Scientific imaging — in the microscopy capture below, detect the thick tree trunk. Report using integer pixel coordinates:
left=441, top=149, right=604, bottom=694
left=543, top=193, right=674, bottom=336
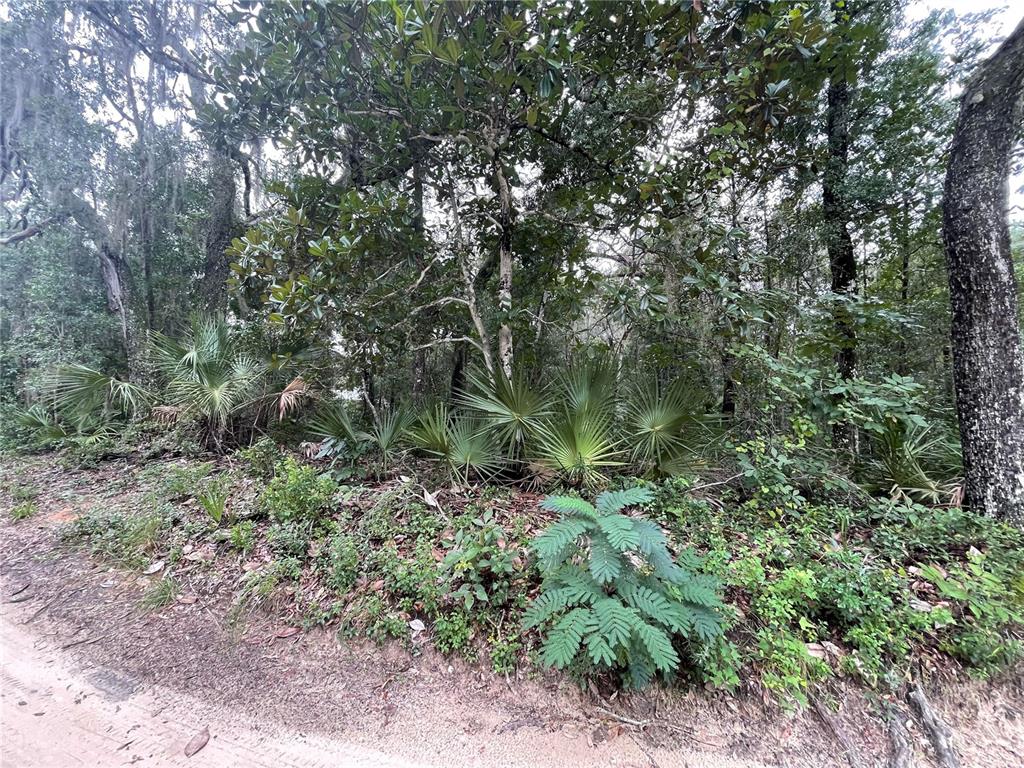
left=942, top=17, right=1024, bottom=524
left=200, top=151, right=237, bottom=311
left=823, top=70, right=858, bottom=454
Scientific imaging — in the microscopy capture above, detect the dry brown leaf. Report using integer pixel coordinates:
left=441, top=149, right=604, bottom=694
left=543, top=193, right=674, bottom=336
left=275, top=626, right=301, bottom=639
left=183, top=726, right=209, bottom=757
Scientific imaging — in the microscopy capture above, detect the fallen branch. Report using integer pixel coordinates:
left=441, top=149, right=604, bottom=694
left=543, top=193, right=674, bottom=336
left=811, top=696, right=865, bottom=768
left=907, top=681, right=961, bottom=768
left=885, top=704, right=916, bottom=768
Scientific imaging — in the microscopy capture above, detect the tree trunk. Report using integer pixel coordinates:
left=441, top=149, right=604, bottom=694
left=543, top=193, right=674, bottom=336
left=200, top=151, right=237, bottom=311
left=942, top=16, right=1024, bottom=524
left=823, top=68, right=858, bottom=454
left=492, top=157, right=514, bottom=380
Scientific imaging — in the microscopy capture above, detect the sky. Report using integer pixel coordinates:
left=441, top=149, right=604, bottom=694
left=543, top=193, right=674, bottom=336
left=915, top=1, right=1023, bottom=214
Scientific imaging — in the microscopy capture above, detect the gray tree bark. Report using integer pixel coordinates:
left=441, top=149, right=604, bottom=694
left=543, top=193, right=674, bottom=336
left=942, top=16, right=1024, bottom=524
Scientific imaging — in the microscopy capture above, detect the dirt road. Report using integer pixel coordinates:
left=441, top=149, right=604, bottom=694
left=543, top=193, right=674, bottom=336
left=0, top=608, right=429, bottom=768
left=1, top=604, right=776, bottom=768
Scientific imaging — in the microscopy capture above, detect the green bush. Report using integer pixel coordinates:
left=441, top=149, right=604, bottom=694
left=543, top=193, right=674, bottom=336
left=237, top=437, right=281, bottom=479
left=654, top=481, right=1024, bottom=705
left=434, top=611, right=473, bottom=655
left=322, top=532, right=360, bottom=593
left=524, top=486, right=726, bottom=688
left=442, top=509, right=516, bottom=611
left=229, top=520, right=256, bottom=554
left=261, top=457, right=337, bottom=523
left=10, top=500, right=37, bottom=520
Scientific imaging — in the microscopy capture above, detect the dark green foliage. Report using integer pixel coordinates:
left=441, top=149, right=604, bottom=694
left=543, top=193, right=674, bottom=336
left=442, top=509, right=516, bottom=610
left=525, top=487, right=726, bottom=687
left=260, top=458, right=338, bottom=524
left=655, top=482, right=1024, bottom=705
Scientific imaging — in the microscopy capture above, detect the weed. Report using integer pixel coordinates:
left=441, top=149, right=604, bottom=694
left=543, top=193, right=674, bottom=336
left=236, top=437, right=280, bottom=479
left=229, top=520, right=256, bottom=555
left=197, top=476, right=232, bottom=524
left=488, top=634, right=522, bottom=675
left=62, top=509, right=167, bottom=567
left=434, top=611, right=473, bottom=656
left=10, top=500, right=37, bottom=520
left=261, top=458, right=337, bottom=524
left=141, top=574, right=179, bottom=610
left=322, top=532, right=360, bottom=593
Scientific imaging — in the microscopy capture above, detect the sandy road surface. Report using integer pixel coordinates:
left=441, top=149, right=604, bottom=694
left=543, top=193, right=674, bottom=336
left=0, top=606, right=774, bottom=768
left=0, top=609, right=428, bottom=768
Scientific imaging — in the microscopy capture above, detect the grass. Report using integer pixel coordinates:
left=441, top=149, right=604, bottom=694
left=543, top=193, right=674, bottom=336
left=10, top=500, right=37, bottom=521
left=141, top=574, right=179, bottom=610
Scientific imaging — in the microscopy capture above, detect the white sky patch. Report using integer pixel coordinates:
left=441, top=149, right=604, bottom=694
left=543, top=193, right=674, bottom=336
left=913, top=0, right=1023, bottom=215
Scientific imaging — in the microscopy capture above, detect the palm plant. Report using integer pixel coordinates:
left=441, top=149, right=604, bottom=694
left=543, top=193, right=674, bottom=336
left=150, top=317, right=265, bottom=447
left=409, top=403, right=504, bottom=483
left=43, top=364, right=150, bottom=430
left=533, top=409, right=622, bottom=487
left=624, top=379, right=718, bottom=476
left=872, top=420, right=962, bottom=504
left=531, top=359, right=622, bottom=487
left=458, top=370, right=550, bottom=457
left=367, top=406, right=415, bottom=470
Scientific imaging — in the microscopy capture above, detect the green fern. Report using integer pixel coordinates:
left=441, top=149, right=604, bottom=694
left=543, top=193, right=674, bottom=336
left=525, top=486, right=726, bottom=687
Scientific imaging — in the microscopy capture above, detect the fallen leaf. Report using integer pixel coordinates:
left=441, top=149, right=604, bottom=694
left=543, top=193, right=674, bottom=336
left=805, top=642, right=826, bottom=660
left=275, top=626, right=300, bottom=638
left=184, top=726, right=209, bottom=757
left=143, top=560, right=165, bottom=575
left=177, top=595, right=198, bottom=605
left=409, top=619, right=425, bottom=636
left=423, top=488, right=440, bottom=508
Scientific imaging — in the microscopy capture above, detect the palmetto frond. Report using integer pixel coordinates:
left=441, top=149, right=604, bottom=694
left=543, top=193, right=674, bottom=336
left=534, top=408, right=622, bottom=487
left=43, top=364, right=150, bottom=427
left=459, top=369, right=550, bottom=455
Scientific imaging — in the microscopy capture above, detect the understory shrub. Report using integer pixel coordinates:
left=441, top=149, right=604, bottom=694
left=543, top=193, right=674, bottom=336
left=261, top=457, right=338, bottom=523
left=524, top=486, right=727, bottom=688
left=654, top=482, right=1024, bottom=705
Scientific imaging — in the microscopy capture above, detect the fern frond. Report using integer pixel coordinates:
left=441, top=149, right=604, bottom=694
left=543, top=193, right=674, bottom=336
left=533, top=519, right=590, bottom=568
left=585, top=632, right=617, bottom=667
left=522, top=587, right=579, bottom=629
left=540, top=495, right=597, bottom=518
left=620, top=583, right=674, bottom=623
left=597, top=513, right=640, bottom=551
left=541, top=607, right=594, bottom=669
left=595, top=487, right=654, bottom=515
left=589, top=538, right=622, bottom=584
left=633, top=622, right=679, bottom=674
left=593, top=598, right=637, bottom=648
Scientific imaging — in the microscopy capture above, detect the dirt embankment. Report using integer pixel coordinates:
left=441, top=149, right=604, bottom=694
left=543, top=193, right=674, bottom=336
left=1, top=458, right=1023, bottom=767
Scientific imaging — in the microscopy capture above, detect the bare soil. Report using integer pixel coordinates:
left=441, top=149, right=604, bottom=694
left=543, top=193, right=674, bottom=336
left=2, top=456, right=1023, bottom=767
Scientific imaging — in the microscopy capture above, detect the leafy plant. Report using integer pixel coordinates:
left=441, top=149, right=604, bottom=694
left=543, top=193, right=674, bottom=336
left=141, top=574, right=179, bottom=610
left=524, top=487, right=725, bottom=687
left=442, top=509, right=516, bottom=610
left=229, top=520, right=256, bottom=554
left=459, top=370, right=550, bottom=456
left=533, top=409, right=621, bottom=487
left=410, top=403, right=504, bottom=483
left=260, top=457, right=337, bottom=523
left=150, top=316, right=265, bottom=448
left=197, top=477, right=231, bottom=524
left=10, top=500, right=37, bottom=520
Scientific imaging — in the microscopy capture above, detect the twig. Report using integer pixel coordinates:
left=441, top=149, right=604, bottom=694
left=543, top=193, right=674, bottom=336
left=61, top=634, right=106, bottom=650
left=907, top=680, right=961, bottom=768
left=688, top=473, right=744, bottom=493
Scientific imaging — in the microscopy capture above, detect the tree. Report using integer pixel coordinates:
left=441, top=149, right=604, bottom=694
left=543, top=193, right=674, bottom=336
left=942, top=16, right=1024, bottom=524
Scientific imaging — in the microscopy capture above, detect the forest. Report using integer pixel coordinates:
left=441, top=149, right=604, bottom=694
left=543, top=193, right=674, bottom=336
left=1, top=2, right=1024, bottom=766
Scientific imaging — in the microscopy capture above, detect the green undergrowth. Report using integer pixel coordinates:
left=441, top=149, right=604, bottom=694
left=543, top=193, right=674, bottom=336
left=49, top=452, right=1024, bottom=707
